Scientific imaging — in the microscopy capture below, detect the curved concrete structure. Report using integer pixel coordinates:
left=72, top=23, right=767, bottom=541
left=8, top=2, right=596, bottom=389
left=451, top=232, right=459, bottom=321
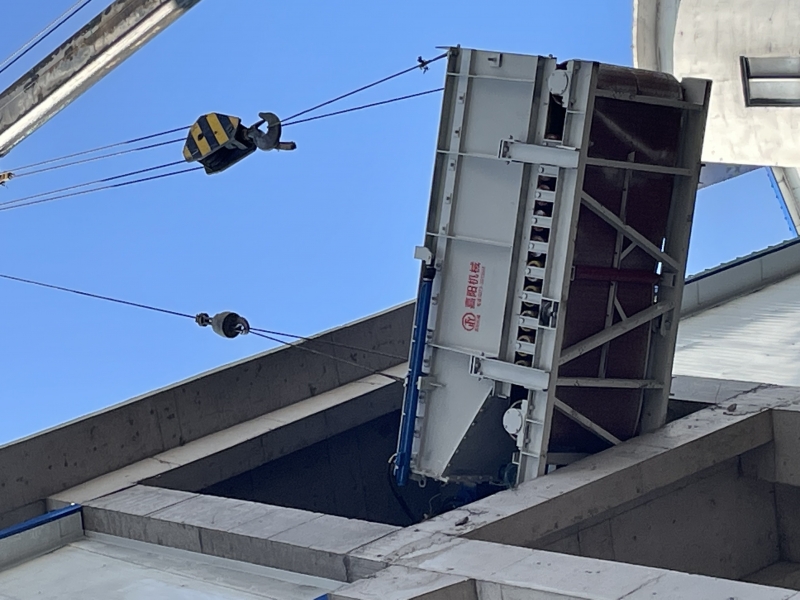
left=634, top=0, right=800, bottom=230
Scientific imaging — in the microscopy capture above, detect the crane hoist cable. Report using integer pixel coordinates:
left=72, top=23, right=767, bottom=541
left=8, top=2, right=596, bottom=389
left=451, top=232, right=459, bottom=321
left=0, top=164, right=202, bottom=213
left=5, top=127, right=189, bottom=175
left=0, top=0, right=93, bottom=78
left=0, top=271, right=406, bottom=382
left=0, top=51, right=449, bottom=181
left=10, top=137, right=184, bottom=179
left=249, top=331, right=403, bottom=382
left=0, top=87, right=444, bottom=213
left=0, top=160, right=187, bottom=209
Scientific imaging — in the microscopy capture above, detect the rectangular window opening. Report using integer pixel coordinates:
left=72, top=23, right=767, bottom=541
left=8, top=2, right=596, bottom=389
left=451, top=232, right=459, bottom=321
left=741, top=56, right=800, bottom=107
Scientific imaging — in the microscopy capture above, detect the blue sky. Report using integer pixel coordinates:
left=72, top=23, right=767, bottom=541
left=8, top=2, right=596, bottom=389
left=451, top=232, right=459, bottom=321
left=0, top=0, right=792, bottom=444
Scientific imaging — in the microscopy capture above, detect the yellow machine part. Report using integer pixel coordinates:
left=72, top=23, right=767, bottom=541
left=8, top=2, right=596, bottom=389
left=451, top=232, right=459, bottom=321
left=183, top=113, right=242, bottom=162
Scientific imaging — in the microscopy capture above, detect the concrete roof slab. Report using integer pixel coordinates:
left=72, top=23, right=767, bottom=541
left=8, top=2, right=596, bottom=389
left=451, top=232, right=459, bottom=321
left=270, top=514, right=397, bottom=555
left=490, top=552, right=666, bottom=600
left=394, top=539, right=532, bottom=580
left=625, top=570, right=800, bottom=600
left=85, top=485, right=196, bottom=516
left=348, top=529, right=459, bottom=566
left=49, top=458, right=178, bottom=507
left=148, top=494, right=281, bottom=532
left=330, top=565, right=474, bottom=600
left=226, top=504, right=323, bottom=540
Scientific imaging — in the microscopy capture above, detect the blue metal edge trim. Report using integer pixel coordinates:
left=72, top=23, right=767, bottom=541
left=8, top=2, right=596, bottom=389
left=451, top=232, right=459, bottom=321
left=0, top=504, right=82, bottom=541
left=766, top=166, right=799, bottom=236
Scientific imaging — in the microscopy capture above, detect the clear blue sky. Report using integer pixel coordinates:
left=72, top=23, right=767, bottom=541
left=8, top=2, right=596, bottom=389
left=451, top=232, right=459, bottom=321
left=0, top=0, right=791, bottom=444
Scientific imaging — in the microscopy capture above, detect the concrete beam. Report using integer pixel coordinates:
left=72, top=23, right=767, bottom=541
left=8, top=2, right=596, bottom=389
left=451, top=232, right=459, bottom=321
left=82, top=485, right=398, bottom=582
left=78, top=483, right=800, bottom=599
left=51, top=366, right=404, bottom=506
left=0, top=303, right=412, bottom=524
left=0, top=0, right=202, bottom=157
left=391, top=403, right=775, bottom=548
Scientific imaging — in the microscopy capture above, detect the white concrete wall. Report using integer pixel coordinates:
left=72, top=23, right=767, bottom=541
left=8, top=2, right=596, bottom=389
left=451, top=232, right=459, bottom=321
left=634, top=0, right=800, bottom=167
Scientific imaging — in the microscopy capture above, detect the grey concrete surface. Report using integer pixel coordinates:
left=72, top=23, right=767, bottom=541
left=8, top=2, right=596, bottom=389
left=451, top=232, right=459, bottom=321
left=777, top=484, right=800, bottom=564
left=77, top=490, right=800, bottom=600
left=566, top=460, right=779, bottom=579
left=148, top=375, right=404, bottom=495
left=0, top=533, right=343, bottom=599
left=199, top=409, right=456, bottom=526
left=774, top=408, right=800, bottom=486
left=329, top=566, right=476, bottom=600
left=746, top=562, right=800, bottom=592
left=0, top=303, right=412, bottom=523
left=83, top=485, right=399, bottom=582
left=444, top=405, right=774, bottom=547
left=49, top=365, right=405, bottom=508
left=0, top=510, right=83, bottom=571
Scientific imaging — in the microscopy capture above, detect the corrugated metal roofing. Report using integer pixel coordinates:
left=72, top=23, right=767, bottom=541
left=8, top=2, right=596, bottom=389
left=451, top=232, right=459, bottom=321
left=675, top=270, right=800, bottom=385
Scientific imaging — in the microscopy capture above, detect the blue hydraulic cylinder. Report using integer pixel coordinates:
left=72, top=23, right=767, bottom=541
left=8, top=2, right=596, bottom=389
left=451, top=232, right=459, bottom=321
left=394, top=265, right=436, bottom=487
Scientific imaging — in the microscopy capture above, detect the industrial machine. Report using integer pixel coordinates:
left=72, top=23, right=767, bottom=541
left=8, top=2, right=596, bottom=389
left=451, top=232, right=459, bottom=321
left=394, top=48, right=711, bottom=487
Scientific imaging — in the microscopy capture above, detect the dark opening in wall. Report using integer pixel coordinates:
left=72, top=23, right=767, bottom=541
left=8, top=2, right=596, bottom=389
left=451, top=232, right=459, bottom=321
left=195, top=410, right=497, bottom=527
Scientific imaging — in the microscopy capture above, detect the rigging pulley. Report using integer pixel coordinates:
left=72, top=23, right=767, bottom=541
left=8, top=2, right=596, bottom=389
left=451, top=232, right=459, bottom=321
left=195, top=311, right=250, bottom=338
left=182, top=111, right=296, bottom=175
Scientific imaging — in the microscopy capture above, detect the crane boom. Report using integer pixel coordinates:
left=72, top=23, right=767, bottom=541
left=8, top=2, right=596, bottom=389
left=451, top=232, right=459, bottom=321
left=0, top=0, right=202, bottom=158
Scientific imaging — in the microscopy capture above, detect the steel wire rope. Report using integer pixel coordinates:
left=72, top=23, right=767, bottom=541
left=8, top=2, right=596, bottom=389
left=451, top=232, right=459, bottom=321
left=250, top=327, right=405, bottom=361
left=270, top=51, right=448, bottom=125
left=280, top=88, right=443, bottom=127
left=0, top=272, right=195, bottom=319
left=4, top=52, right=449, bottom=177
left=0, top=160, right=187, bottom=209
left=0, top=0, right=93, bottom=78
left=8, top=87, right=442, bottom=179
left=249, top=331, right=403, bottom=383
left=0, top=165, right=203, bottom=213
left=0, top=272, right=408, bottom=372
left=11, top=137, right=185, bottom=179
left=5, top=127, right=189, bottom=174
left=0, top=87, right=445, bottom=213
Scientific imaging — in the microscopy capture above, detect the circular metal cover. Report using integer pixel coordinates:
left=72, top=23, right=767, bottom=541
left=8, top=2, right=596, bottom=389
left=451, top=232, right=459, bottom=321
left=548, top=69, right=570, bottom=97
left=502, top=407, right=524, bottom=436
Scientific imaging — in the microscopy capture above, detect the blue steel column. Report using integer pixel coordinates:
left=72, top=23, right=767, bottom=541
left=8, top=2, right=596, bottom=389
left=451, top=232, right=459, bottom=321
left=394, top=265, right=436, bottom=486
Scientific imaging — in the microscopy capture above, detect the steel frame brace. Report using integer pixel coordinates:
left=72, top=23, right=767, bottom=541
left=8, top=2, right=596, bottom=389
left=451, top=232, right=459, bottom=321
left=556, top=378, right=662, bottom=389
left=554, top=398, right=621, bottom=446
left=581, top=192, right=679, bottom=270
left=559, top=301, right=675, bottom=365
left=585, top=157, right=692, bottom=177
